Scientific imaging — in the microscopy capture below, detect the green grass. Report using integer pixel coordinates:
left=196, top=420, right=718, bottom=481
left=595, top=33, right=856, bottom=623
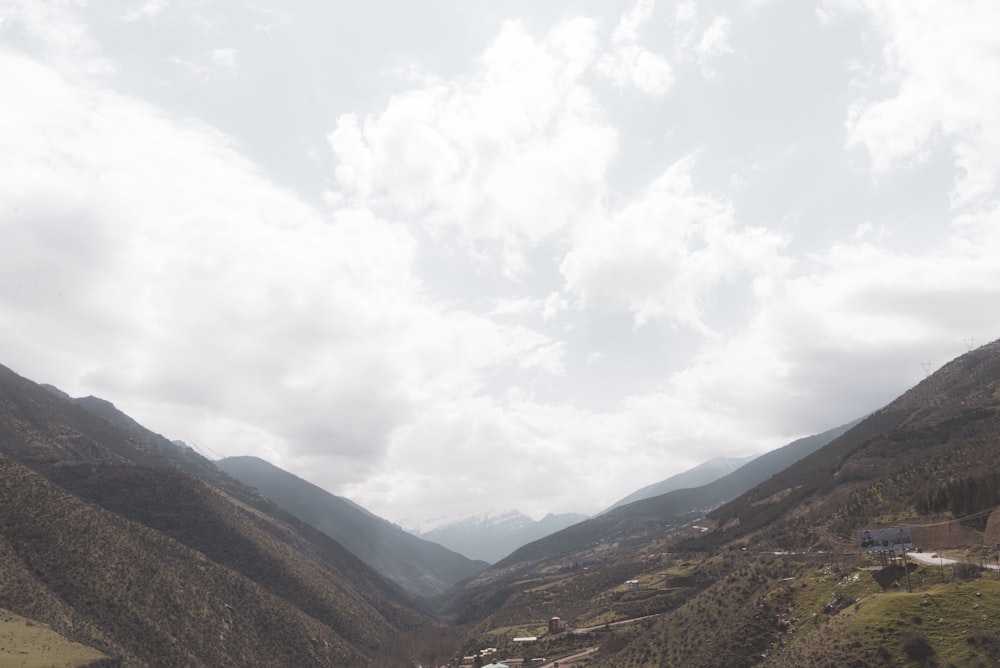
left=850, top=578, right=1000, bottom=664
left=772, top=567, right=1000, bottom=666
left=0, top=608, right=106, bottom=668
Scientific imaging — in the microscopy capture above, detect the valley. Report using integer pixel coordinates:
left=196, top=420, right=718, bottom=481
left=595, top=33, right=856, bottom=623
left=2, top=338, right=1000, bottom=666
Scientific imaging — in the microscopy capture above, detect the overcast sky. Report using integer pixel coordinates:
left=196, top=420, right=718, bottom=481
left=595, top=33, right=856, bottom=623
left=2, top=0, right=998, bottom=531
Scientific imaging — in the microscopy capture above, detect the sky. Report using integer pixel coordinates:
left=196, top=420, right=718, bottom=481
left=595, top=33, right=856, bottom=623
left=2, top=0, right=999, bottom=531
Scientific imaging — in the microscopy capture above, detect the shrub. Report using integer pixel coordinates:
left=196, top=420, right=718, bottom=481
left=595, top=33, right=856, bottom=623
left=953, top=562, right=982, bottom=581
left=902, top=632, right=934, bottom=661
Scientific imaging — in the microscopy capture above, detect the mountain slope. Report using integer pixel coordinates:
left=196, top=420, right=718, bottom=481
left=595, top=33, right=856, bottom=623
left=602, top=455, right=753, bottom=513
left=419, top=510, right=588, bottom=563
left=442, top=418, right=858, bottom=623
left=217, top=455, right=486, bottom=597
left=435, top=339, right=1000, bottom=668
left=611, top=418, right=860, bottom=525
left=596, top=338, right=1000, bottom=667
left=0, top=362, right=432, bottom=665
left=0, top=452, right=367, bottom=666
left=687, top=338, right=1000, bottom=553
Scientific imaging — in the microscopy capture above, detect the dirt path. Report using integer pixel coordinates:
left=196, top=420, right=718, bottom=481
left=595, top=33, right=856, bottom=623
left=571, top=612, right=664, bottom=634
left=537, top=646, right=598, bottom=667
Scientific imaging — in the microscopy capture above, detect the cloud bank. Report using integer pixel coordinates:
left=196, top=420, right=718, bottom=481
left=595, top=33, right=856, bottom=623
left=2, top=0, right=999, bottom=527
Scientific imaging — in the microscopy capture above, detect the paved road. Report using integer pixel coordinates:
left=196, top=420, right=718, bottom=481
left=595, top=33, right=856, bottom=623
left=908, top=551, right=1000, bottom=571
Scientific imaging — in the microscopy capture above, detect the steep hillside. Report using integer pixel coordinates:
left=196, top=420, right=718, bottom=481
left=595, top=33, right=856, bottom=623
left=217, top=455, right=486, bottom=597
left=613, top=418, right=859, bottom=527
left=602, top=455, right=753, bottom=513
left=0, top=453, right=367, bottom=666
left=686, top=338, right=1000, bottom=554
left=419, top=510, right=588, bottom=564
left=427, top=340, right=1000, bottom=668
left=0, top=363, right=432, bottom=665
left=444, top=418, right=858, bottom=620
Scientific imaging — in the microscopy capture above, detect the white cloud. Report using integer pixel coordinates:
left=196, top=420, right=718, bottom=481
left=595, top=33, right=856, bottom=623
left=0, top=0, right=116, bottom=77
left=668, top=210, right=1000, bottom=438
left=121, top=0, right=168, bottom=22
left=211, top=47, right=236, bottom=69
left=4, top=0, right=1000, bottom=528
left=675, top=0, right=696, bottom=25
left=695, top=16, right=733, bottom=76
left=343, top=387, right=729, bottom=523
left=328, top=18, right=615, bottom=274
left=168, top=47, right=239, bottom=80
left=596, top=0, right=674, bottom=96
left=560, top=157, right=787, bottom=330
left=842, top=1, right=1000, bottom=209
left=670, top=3, right=732, bottom=77
left=0, top=49, right=568, bottom=484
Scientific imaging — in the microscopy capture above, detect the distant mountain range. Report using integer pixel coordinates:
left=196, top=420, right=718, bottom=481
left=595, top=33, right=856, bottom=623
left=601, top=455, right=755, bottom=513
left=418, top=510, right=588, bottom=564
left=216, top=456, right=486, bottom=596
left=419, top=450, right=765, bottom=563
left=443, top=417, right=859, bottom=620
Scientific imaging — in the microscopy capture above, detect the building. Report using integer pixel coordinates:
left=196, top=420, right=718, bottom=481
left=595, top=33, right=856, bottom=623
left=547, top=616, right=563, bottom=633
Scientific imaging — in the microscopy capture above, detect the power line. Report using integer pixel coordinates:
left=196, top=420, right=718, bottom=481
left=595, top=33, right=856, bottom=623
left=824, top=503, right=1000, bottom=545
left=899, top=503, right=1000, bottom=528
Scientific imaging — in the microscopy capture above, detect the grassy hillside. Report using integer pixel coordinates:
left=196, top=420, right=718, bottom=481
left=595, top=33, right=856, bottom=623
left=0, top=608, right=108, bottom=667
left=596, top=554, right=1000, bottom=667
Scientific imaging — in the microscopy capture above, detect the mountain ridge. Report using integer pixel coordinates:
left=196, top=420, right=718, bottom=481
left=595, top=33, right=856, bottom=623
left=434, top=338, right=1000, bottom=667
left=441, top=417, right=860, bottom=623
left=216, top=455, right=486, bottom=597
left=601, top=455, right=754, bottom=513
left=0, top=362, right=434, bottom=665
left=418, top=509, right=588, bottom=564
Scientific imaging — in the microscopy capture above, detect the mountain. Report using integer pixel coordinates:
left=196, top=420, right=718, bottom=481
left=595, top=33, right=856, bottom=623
left=606, top=417, right=861, bottom=526
left=435, top=339, right=1000, bottom=668
left=590, top=339, right=1000, bottom=667
left=601, top=455, right=754, bottom=513
left=418, top=510, right=588, bottom=564
left=687, top=337, right=1000, bottom=553
left=444, top=417, right=859, bottom=616
left=216, top=455, right=486, bottom=597
left=0, top=362, right=433, bottom=666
